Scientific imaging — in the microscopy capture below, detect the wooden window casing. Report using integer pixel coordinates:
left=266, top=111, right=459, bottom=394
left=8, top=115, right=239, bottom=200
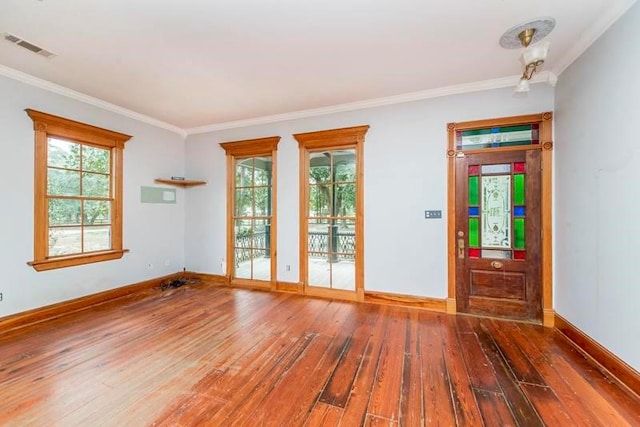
left=26, top=109, right=131, bottom=271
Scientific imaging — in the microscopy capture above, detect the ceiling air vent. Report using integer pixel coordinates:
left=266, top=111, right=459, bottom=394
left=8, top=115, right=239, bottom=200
left=2, top=32, right=56, bottom=59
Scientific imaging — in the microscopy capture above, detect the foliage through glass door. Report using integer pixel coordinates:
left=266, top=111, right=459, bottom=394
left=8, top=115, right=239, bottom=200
left=307, top=149, right=356, bottom=289
left=233, top=156, right=273, bottom=281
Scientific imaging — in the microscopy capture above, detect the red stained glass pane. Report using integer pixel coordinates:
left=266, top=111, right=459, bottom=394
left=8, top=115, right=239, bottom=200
left=468, top=165, right=480, bottom=175
left=532, top=123, right=539, bottom=144
left=514, top=250, right=526, bottom=260
left=514, top=162, right=526, bottom=173
left=469, top=248, right=481, bottom=258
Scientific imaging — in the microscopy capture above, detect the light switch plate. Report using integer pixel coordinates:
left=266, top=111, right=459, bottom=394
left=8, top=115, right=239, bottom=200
left=425, top=210, right=442, bottom=219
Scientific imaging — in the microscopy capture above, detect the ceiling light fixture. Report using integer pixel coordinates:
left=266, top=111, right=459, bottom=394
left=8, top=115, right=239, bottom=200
left=499, top=18, right=555, bottom=93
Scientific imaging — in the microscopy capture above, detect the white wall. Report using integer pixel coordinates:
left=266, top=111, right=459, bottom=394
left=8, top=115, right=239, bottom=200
left=0, top=75, right=186, bottom=317
left=555, top=2, right=640, bottom=370
left=185, top=85, right=554, bottom=298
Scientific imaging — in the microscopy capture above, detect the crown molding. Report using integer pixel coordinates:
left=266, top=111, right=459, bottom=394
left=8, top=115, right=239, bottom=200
left=0, top=63, right=556, bottom=137
left=186, top=71, right=556, bottom=135
left=552, top=0, right=637, bottom=76
left=0, top=64, right=186, bottom=137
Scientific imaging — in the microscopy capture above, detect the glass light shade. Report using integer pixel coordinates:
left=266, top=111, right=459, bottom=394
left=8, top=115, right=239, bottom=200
left=515, top=78, right=530, bottom=93
left=522, top=41, right=550, bottom=65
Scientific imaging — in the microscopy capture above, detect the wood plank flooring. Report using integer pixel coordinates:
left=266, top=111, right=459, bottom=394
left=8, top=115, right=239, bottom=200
left=0, top=281, right=638, bottom=426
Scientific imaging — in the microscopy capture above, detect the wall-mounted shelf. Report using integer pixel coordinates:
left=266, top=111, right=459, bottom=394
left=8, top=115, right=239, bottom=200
left=155, top=178, right=207, bottom=188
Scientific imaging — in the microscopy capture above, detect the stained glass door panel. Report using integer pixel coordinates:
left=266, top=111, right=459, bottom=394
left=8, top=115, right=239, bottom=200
left=456, top=149, right=542, bottom=322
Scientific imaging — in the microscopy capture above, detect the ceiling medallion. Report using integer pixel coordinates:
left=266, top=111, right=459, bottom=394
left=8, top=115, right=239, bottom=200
left=500, top=17, right=556, bottom=93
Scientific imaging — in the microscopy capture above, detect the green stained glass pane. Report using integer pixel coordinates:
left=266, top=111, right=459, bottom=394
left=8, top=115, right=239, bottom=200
left=514, top=218, right=525, bottom=249
left=514, top=174, right=525, bottom=205
left=469, top=217, right=479, bottom=247
left=468, top=176, right=479, bottom=205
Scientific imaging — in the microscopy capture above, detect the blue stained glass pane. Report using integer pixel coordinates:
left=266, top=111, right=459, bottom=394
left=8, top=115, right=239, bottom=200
left=469, top=207, right=479, bottom=216
left=514, top=206, right=526, bottom=217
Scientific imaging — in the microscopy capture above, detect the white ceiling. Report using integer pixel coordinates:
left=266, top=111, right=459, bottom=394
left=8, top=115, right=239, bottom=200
left=0, top=0, right=635, bottom=132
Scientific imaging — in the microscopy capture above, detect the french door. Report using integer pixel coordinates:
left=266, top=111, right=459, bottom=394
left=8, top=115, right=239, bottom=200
left=220, top=137, right=279, bottom=288
left=295, top=126, right=368, bottom=301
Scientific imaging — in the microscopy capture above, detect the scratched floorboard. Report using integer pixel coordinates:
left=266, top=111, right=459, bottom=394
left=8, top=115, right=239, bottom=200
left=0, top=282, right=638, bottom=426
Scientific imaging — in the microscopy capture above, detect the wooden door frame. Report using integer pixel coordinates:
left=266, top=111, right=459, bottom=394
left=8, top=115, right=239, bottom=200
left=220, top=136, right=280, bottom=291
left=446, top=112, right=554, bottom=326
left=294, top=125, right=369, bottom=302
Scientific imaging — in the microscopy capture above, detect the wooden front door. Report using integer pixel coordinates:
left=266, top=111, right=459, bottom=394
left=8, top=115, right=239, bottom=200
left=455, top=149, right=542, bottom=321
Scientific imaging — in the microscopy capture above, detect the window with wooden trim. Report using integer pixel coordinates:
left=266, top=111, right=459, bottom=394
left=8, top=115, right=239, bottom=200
left=26, top=109, right=131, bottom=271
left=294, top=125, right=368, bottom=301
left=220, top=136, right=279, bottom=287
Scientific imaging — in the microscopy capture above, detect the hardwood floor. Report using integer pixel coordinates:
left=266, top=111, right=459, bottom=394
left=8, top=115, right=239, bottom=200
left=0, top=281, right=638, bottom=426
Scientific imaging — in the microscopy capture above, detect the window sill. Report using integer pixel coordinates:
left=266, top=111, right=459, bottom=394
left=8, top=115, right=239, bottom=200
left=28, top=249, right=129, bottom=272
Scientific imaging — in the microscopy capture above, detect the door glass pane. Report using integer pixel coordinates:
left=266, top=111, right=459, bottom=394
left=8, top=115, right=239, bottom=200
left=309, top=185, right=331, bottom=217
left=514, top=174, right=525, bottom=205
left=481, top=164, right=511, bottom=174
left=235, top=188, right=253, bottom=216
left=481, top=175, right=511, bottom=248
left=252, top=218, right=271, bottom=281
left=236, top=159, right=253, bottom=188
left=334, top=184, right=356, bottom=217
left=481, top=249, right=512, bottom=259
left=308, top=218, right=329, bottom=257
left=333, top=219, right=355, bottom=290
left=468, top=176, right=479, bottom=206
left=253, top=219, right=269, bottom=252
left=235, top=249, right=252, bottom=279
left=309, top=152, right=331, bottom=184
left=235, top=217, right=253, bottom=279
left=254, top=187, right=270, bottom=216
left=234, top=219, right=253, bottom=248
left=469, top=217, right=479, bottom=247
left=514, top=250, right=526, bottom=260
left=335, top=219, right=356, bottom=261
left=308, top=218, right=331, bottom=288
left=333, top=149, right=356, bottom=182
left=254, top=157, right=272, bottom=186
left=308, top=254, right=331, bottom=288
left=514, top=218, right=525, bottom=249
